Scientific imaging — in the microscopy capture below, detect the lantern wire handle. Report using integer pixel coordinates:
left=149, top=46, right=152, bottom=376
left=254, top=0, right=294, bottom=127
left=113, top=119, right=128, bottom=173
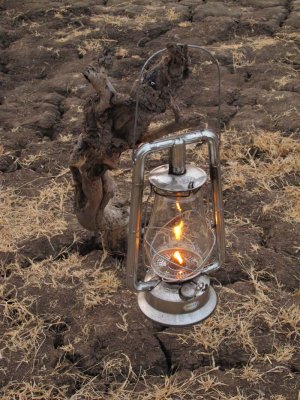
left=131, top=44, right=221, bottom=162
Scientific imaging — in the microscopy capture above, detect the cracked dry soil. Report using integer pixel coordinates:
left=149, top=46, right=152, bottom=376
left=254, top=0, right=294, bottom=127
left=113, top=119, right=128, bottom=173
left=0, top=0, right=300, bottom=399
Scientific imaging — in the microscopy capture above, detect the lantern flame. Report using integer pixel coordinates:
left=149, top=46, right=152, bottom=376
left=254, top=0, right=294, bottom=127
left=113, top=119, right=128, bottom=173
left=176, top=202, right=182, bottom=212
left=173, top=250, right=184, bottom=265
left=173, top=220, right=184, bottom=241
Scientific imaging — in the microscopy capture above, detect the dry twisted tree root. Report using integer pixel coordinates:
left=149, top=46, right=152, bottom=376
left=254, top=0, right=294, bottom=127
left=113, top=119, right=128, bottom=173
left=69, top=44, right=203, bottom=245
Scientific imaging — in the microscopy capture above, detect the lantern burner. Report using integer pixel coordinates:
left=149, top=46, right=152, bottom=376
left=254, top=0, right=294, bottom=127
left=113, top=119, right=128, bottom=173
left=152, top=247, right=202, bottom=282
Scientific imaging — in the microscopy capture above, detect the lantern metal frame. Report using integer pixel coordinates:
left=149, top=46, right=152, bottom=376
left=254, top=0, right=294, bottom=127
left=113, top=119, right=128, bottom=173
left=127, top=130, right=225, bottom=293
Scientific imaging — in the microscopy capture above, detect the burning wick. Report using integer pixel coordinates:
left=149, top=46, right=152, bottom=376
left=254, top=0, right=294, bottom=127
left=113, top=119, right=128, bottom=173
left=171, top=250, right=186, bottom=278
left=173, top=220, right=184, bottom=241
left=173, top=250, right=184, bottom=265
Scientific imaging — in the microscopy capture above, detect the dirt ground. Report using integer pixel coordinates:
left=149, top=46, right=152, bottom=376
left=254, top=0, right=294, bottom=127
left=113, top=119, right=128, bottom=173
left=0, top=0, right=300, bottom=399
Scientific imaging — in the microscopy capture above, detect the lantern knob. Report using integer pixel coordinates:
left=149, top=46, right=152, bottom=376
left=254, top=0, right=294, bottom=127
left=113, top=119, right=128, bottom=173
left=179, top=276, right=209, bottom=300
left=179, top=282, right=197, bottom=300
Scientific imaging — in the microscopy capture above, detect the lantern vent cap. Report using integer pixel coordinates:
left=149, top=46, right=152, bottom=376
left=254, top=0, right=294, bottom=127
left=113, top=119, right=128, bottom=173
left=149, top=164, right=207, bottom=193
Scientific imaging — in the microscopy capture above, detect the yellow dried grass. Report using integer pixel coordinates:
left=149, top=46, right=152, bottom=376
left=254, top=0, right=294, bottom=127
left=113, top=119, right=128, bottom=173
left=221, top=130, right=300, bottom=191
left=176, top=267, right=299, bottom=364
left=83, top=269, right=121, bottom=308
left=0, top=179, right=72, bottom=253
left=219, top=129, right=300, bottom=223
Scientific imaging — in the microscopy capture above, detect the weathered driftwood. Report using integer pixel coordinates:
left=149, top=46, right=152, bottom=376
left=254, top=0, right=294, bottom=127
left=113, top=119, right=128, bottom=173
left=69, top=44, right=202, bottom=248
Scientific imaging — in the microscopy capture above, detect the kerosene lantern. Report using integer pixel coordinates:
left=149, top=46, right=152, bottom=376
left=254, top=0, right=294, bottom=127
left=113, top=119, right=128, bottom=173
left=126, top=47, right=225, bottom=326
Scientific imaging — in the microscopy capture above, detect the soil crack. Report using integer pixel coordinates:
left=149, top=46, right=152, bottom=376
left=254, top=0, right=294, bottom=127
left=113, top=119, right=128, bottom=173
left=187, top=5, right=195, bottom=23
left=279, top=0, right=293, bottom=28
left=154, top=333, right=173, bottom=375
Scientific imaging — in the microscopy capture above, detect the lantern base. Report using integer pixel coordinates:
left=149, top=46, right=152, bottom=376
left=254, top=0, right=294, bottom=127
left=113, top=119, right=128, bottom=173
left=138, top=274, right=217, bottom=327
